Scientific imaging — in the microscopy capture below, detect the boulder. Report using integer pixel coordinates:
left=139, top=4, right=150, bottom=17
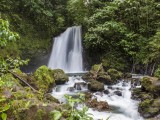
left=139, top=99, right=160, bottom=118
left=52, top=69, right=68, bottom=85
left=107, top=69, right=122, bottom=81
left=141, top=76, right=160, bottom=96
left=91, top=64, right=104, bottom=73
left=67, top=87, right=75, bottom=92
left=114, top=90, right=122, bottom=96
left=32, top=65, right=55, bottom=93
left=103, top=90, right=110, bottom=94
left=87, top=98, right=109, bottom=111
left=74, top=82, right=87, bottom=90
left=88, top=79, right=104, bottom=92
left=97, top=72, right=113, bottom=85
left=122, top=73, right=132, bottom=79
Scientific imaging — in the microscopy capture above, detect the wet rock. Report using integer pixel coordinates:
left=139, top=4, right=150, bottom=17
left=114, top=90, right=122, bottom=96
left=74, top=82, right=87, bottom=90
left=67, top=87, right=75, bottom=92
left=85, top=92, right=92, bottom=100
left=87, top=98, right=109, bottom=111
left=108, top=86, right=113, bottom=89
left=103, top=90, right=110, bottom=94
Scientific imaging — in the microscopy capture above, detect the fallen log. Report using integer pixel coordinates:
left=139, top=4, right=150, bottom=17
left=8, top=70, right=38, bottom=92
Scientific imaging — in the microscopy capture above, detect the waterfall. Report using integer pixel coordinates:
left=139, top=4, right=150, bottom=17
left=48, top=26, right=83, bottom=73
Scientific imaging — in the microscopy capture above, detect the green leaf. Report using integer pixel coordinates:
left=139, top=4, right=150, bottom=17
left=53, top=110, right=62, bottom=120
left=1, top=113, right=7, bottom=120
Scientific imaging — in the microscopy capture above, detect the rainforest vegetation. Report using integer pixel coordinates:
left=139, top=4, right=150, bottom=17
left=0, top=0, right=160, bottom=120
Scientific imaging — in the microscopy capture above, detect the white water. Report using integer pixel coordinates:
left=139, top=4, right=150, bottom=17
left=88, top=81, right=143, bottom=120
left=51, top=77, right=143, bottom=120
left=49, top=26, right=143, bottom=120
left=52, top=76, right=88, bottom=103
left=48, top=26, right=83, bottom=73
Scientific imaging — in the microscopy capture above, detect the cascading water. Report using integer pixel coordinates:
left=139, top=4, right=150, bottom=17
left=48, top=26, right=83, bottom=73
left=49, top=26, right=143, bottom=120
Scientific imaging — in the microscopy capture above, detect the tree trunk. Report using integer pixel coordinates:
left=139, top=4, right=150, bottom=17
left=151, top=62, right=156, bottom=76
left=144, top=63, right=148, bottom=75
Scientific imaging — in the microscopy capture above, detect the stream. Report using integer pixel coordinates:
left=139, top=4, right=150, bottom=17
left=51, top=76, right=144, bottom=120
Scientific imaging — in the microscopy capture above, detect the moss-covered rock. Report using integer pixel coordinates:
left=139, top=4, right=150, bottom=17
left=107, top=69, right=122, bottom=81
left=97, top=72, right=112, bottom=85
left=52, top=69, right=68, bottom=85
left=122, top=73, right=132, bottom=79
left=141, top=76, right=160, bottom=96
left=91, top=64, right=104, bottom=73
left=139, top=99, right=160, bottom=118
left=32, top=65, right=55, bottom=93
left=88, top=79, right=104, bottom=92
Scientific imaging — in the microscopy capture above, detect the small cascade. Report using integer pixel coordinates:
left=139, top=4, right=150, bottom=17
left=88, top=81, right=143, bottom=120
left=52, top=76, right=88, bottom=103
left=52, top=77, right=143, bottom=120
left=48, top=26, right=83, bottom=73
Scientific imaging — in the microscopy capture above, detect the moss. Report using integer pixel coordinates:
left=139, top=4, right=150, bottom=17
left=154, top=66, right=160, bottom=78
left=97, top=72, right=112, bottom=85
left=139, top=99, right=152, bottom=108
left=139, top=99, right=160, bottom=118
left=33, top=65, right=55, bottom=93
left=35, top=109, right=46, bottom=120
left=88, top=79, right=104, bottom=92
left=141, top=77, right=152, bottom=91
left=91, top=64, right=104, bottom=72
left=107, top=69, right=122, bottom=81
left=52, top=69, right=68, bottom=85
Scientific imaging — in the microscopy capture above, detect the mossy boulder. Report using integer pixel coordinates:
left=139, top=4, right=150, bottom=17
left=33, top=65, right=55, bottom=93
left=52, top=69, right=68, bottom=85
left=91, top=64, right=104, bottom=73
left=97, top=72, right=112, bottom=85
left=141, top=76, right=160, bottom=96
left=107, top=69, right=122, bottom=81
left=122, top=73, right=132, bottom=79
left=139, top=99, right=160, bottom=118
left=88, top=79, right=104, bottom=92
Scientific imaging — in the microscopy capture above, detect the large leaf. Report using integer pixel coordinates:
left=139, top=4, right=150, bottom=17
left=1, top=113, right=7, bottom=120
left=53, top=110, right=62, bottom=120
